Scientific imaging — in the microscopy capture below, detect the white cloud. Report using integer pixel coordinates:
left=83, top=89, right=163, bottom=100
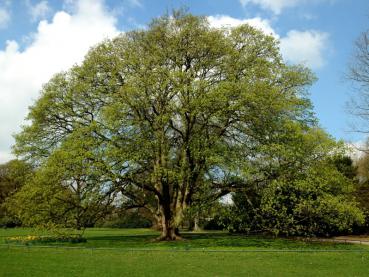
left=280, top=30, right=329, bottom=69
left=0, top=150, right=14, bottom=163
left=207, top=15, right=276, bottom=36
left=27, top=0, right=51, bottom=22
left=0, top=0, right=119, bottom=163
left=240, top=0, right=334, bottom=15
left=0, top=7, right=10, bottom=28
left=208, top=15, right=329, bottom=69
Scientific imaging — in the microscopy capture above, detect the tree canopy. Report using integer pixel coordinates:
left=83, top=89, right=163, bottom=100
left=13, top=12, right=353, bottom=239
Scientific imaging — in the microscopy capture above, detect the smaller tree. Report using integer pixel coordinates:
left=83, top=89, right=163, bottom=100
left=0, top=160, right=33, bottom=227
left=7, top=134, right=116, bottom=230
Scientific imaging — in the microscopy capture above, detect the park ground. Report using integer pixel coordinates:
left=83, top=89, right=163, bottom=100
left=1, top=228, right=369, bottom=276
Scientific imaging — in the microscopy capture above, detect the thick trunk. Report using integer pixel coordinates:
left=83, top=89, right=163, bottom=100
left=160, top=220, right=178, bottom=240
left=157, top=204, right=183, bottom=240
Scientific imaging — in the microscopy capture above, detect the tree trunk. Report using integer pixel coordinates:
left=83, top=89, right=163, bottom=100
left=188, top=213, right=200, bottom=231
left=160, top=220, right=178, bottom=240
left=193, top=216, right=199, bottom=231
left=157, top=203, right=183, bottom=240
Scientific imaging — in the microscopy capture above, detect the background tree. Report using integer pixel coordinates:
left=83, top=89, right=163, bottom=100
left=329, top=155, right=357, bottom=180
left=0, top=160, right=33, bottom=227
left=218, top=129, right=364, bottom=236
left=346, top=29, right=369, bottom=134
left=14, top=12, right=319, bottom=240
left=353, top=151, right=369, bottom=232
left=345, top=28, right=369, bottom=231
left=8, top=133, right=117, bottom=230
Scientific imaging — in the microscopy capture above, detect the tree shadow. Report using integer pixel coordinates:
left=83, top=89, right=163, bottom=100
left=84, top=231, right=298, bottom=249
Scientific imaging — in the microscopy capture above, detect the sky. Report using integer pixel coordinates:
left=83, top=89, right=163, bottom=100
left=0, top=0, right=368, bottom=163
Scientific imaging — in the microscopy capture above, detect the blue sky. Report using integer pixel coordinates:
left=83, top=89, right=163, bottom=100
left=0, top=0, right=368, bottom=162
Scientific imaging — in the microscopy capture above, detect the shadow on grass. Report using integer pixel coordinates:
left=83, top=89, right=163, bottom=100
left=83, top=231, right=358, bottom=250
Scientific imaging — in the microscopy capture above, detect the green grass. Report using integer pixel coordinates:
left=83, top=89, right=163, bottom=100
left=1, top=228, right=369, bottom=276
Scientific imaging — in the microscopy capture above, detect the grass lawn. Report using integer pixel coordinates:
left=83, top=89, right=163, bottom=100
left=1, top=228, right=369, bottom=276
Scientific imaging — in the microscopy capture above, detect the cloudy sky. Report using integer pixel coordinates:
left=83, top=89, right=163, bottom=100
left=0, top=0, right=367, bottom=162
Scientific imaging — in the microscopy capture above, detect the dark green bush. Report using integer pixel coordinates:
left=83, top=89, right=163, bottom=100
left=203, top=218, right=224, bottom=230
left=0, top=216, right=21, bottom=228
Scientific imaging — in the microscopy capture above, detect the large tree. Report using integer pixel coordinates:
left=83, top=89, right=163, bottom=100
left=14, top=12, right=316, bottom=240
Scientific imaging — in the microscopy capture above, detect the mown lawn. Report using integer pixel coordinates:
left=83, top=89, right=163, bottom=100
left=1, top=228, right=369, bottom=276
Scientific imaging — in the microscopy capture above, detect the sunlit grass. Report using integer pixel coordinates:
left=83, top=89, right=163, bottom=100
left=1, top=228, right=369, bottom=276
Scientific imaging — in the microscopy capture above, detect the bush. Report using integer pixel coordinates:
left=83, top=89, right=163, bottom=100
left=203, top=218, right=224, bottom=230
left=220, top=162, right=365, bottom=237
left=0, top=216, right=21, bottom=228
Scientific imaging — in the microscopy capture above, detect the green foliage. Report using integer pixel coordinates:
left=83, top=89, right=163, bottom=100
left=259, top=167, right=363, bottom=236
left=330, top=155, right=357, bottom=180
left=0, top=160, right=33, bottom=227
left=7, top=141, right=115, bottom=229
left=219, top=129, right=364, bottom=236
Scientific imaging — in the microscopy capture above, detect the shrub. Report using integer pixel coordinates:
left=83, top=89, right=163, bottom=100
left=220, top=161, right=365, bottom=237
